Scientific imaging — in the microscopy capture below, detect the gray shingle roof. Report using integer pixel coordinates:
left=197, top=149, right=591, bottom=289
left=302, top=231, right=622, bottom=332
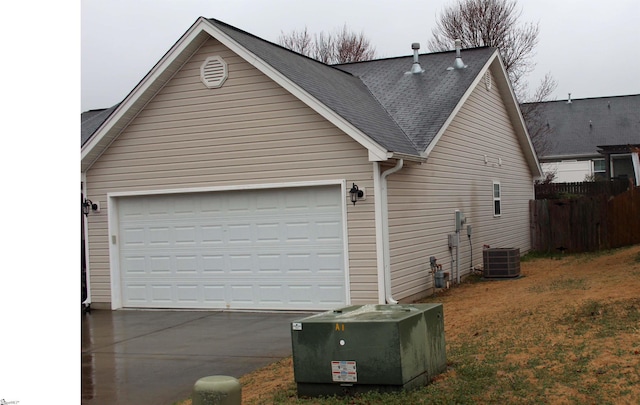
left=208, top=19, right=419, bottom=155
left=335, top=48, right=495, bottom=152
left=209, top=18, right=496, bottom=156
left=82, top=19, right=498, bottom=158
left=524, top=94, right=640, bottom=159
left=81, top=104, right=119, bottom=146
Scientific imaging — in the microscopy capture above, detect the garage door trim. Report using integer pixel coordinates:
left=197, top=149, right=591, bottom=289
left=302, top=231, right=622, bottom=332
left=107, top=179, right=350, bottom=310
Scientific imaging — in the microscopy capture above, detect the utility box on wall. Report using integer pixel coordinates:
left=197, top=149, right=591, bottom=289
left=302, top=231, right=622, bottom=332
left=483, top=248, right=521, bottom=278
left=290, top=304, right=446, bottom=397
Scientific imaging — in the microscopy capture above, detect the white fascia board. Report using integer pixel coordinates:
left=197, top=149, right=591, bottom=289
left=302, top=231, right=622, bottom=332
left=199, top=21, right=390, bottom=162
left=81, top=18, right=211, bottom=170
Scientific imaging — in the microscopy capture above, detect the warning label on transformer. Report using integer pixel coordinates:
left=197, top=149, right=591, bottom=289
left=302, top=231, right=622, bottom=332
left=331, top=360, right=357, bottom=382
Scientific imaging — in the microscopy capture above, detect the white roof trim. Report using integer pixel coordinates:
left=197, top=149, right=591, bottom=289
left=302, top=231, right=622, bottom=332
left=423, top=51, right=542, bottom=178
left=81, top=18, right=391, bottom=171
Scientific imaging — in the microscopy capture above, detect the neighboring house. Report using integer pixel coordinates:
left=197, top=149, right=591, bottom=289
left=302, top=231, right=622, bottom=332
left=525, top=94, right=640, bottom=184
left=81, top=17, right=541, bottom=311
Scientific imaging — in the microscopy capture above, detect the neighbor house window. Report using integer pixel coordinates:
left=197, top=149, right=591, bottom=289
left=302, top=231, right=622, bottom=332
left=593, top=159, right=606, bottom=180
left=493, top=182, right=501, bottom=217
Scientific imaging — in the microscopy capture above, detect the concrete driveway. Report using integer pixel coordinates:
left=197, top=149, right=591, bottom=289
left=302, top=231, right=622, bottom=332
left=81, top=309, right=307, bottom=405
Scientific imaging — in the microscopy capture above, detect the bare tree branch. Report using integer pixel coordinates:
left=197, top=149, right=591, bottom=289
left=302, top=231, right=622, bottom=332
left=277, top=27, right=312, bottom=56
left=520, top=73, right=558, bottom=156
left=278, top=24, right=376, bottom=64
left=428, top=0, right=545, bottom=101
left=429, top=0, right=557, bottom=155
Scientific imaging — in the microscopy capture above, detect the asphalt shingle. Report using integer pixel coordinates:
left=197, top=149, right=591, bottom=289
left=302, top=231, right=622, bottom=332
left=523, top=94, right=640, bottom=158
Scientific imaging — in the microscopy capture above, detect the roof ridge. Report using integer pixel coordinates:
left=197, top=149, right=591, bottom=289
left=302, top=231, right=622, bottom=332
left=522, top=93, right=640, bottom=106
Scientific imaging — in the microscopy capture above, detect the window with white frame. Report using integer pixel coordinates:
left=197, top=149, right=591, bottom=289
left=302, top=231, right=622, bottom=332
left=493, top=181, right=501, bottom=217
left=593, top=159, right=606, bottom=180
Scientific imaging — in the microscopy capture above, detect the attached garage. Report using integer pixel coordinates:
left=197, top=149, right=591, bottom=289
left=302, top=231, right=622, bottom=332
left=112, top=185, right=348, bottom=310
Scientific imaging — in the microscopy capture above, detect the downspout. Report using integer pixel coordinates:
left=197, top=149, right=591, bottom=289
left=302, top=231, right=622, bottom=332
left=81, top=173, right=91, bottom=308
left=381, top=159, right=404, bottom=304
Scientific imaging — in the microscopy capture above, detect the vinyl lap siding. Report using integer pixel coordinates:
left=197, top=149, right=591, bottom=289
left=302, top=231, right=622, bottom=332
left=387, top=70, right=534, bottom=301
left=85, top=38, right=377, bottom=307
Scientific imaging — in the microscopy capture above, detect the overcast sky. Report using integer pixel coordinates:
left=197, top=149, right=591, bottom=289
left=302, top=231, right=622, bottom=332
left=81, top=0, right=640, bottom=112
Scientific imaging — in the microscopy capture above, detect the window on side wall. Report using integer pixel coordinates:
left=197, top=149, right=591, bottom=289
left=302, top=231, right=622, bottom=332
left=493, top=181, right=501, bottom=217
left=593, top=159, right=606, bottom=180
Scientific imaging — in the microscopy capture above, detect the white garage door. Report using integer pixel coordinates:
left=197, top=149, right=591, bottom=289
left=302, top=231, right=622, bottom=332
left=116, top=185, right=346, bottom=310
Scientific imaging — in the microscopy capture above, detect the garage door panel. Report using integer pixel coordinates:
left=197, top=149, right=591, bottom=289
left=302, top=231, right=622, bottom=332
left=176, top=285, right=199, bottom=303
left=202, top=226, right=224, bottom=244
left=176, top=255, right=198, bottom=273
left=151, top=285, right=172, bottom=302
left=175, top=226, right=197, bottom=244
left=118, top=185, right=346, bottom=310
left=149, top=227, right=171, bottom=245
left=203, top=285, right=226, bottom=303
left=202, top=255, right=224, bottom=272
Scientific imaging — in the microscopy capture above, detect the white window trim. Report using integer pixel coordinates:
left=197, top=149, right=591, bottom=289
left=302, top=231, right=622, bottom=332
left=592, top=158, right=606, bottom=174
left=493, top=181, right=502, bottom=217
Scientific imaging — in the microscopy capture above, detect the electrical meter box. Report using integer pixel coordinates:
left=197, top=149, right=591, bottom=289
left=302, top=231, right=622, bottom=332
left=291, top=303, right=446, bottom=397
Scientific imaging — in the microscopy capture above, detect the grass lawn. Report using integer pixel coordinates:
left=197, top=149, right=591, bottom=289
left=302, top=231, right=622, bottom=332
left=179, top=245, right=640, bottom=404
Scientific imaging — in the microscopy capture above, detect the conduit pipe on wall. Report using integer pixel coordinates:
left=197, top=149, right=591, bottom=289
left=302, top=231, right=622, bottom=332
left=380, top=159, right=404, bottom=304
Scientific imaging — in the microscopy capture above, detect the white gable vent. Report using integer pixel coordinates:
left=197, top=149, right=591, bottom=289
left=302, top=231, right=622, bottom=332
left=200, top=56, right=228, bottom=88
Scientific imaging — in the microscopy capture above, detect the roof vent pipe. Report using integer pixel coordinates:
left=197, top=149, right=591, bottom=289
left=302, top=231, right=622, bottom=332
left=453, top=39, right=467, bottom=69
left=407, top=43, right=425, bottom=74
left=567, top=93, right=572, bottom=104
left=447, top=39, right=467, bottom=70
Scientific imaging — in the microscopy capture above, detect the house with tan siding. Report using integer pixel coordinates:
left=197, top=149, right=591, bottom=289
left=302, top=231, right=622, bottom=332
left=81, top=17, right=542, bottom=311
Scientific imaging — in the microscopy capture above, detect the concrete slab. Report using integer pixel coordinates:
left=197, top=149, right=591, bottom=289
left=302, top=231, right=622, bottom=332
left=82, top=310, right=307, bottom=405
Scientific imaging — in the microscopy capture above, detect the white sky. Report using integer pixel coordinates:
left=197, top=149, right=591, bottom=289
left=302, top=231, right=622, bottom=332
left=81, top=0, right=640, bottom=112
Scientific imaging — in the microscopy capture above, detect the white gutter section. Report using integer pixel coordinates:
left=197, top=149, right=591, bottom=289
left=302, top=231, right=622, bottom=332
left=374, top=159, right=404, bottom=304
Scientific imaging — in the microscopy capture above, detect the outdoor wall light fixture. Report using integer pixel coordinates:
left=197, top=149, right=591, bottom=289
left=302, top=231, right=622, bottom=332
left=349, top=183, right=364, bottom=205
left=82, top=198, right=99, bottom=216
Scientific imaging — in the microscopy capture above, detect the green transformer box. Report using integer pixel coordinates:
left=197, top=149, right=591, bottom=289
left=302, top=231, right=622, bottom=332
left=291, top=303, right=446, bottom=397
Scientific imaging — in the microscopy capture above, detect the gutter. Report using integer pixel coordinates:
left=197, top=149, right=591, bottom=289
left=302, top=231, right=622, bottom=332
left=374, top=159, right=404, bottom=305
left=538, top=153, right=600, bottom=162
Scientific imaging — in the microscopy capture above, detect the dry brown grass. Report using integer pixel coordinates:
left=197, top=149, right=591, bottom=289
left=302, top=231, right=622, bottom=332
left=179, top=245, right=640, bottom=404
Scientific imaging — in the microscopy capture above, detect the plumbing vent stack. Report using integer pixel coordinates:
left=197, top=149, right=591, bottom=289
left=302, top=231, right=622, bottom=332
left=567, top=93, right=572, bottom=104
left=453, top=39, right=467, bottom=69
left=408, top=43, right=425, bottom=74
left=447, top=39, right=467, bottom=70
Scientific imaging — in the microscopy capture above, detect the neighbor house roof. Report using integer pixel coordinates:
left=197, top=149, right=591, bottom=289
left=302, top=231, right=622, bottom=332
left=82, top=17, right=539, bottom=176
left=81, top=104, right=119, bottom=146
left=524, top=94, right=640, bottom=160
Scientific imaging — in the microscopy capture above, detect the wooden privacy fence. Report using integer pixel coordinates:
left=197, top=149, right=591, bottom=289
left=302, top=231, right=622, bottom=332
left=530, top=186, right=640, bottom=253
left=534, top=179, right=630, bottom=200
